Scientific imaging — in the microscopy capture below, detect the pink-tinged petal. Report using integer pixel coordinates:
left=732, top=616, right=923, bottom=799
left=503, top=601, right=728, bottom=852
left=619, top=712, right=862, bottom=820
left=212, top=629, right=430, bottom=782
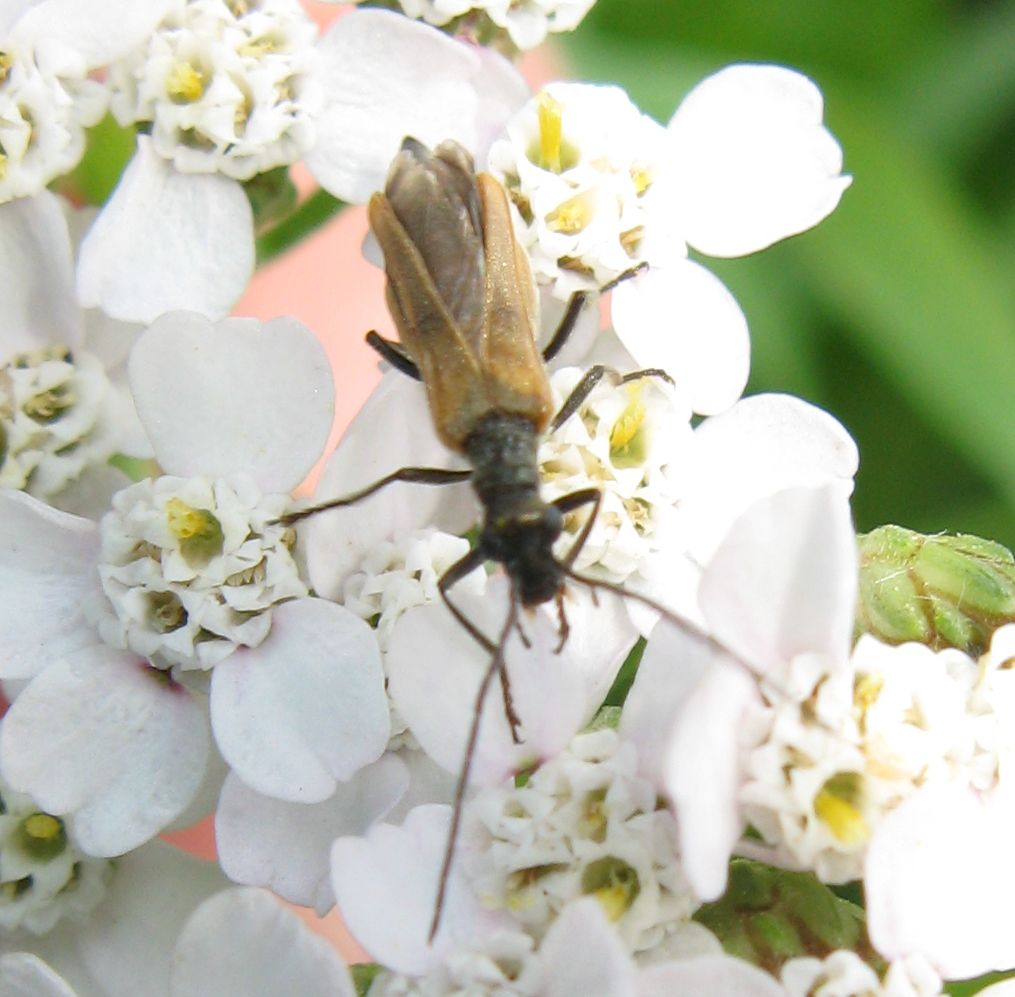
left=0, top=492, right=101, bottom=680
left=669, top=64, right=850, bottom=258
left=216, top=754, right=408, bottom=914
left=12, top=0, right=172, bottom=66
left=0, top=192, right=80, bottom=355
left=538, top=899, right=636, bottom=997
left=699, top=486, right=857, bottom=677
left=128, top=312, right=334, bottom=492
left=0, top=955, right=75, bottom=997
left=332, top=804, right=511, bottom=975
left=1, top=648, right=208, bottom=856
left=210, top=598, right=388, bottom=802
left=866, top=783, right=1015, bottom=979
left=387, top=580, right=632, bottom=784
left=664, top=658, right=759, bottom=900
left=681, top=394, right=858, bottom=567
left=638, top=955, right=787, bottom=996
left=42, top=842, right=226, bottom=997
left=306, top=9, right=527, bottom=202
left=611, top=263, right=749, bottom=416
left=76, top=139, right=254, bottom=324
left=171, top=888, right=354, bottom=997
left=620, top=621, right=716, bottom=789
left=305, top=370, right=473, bottom=601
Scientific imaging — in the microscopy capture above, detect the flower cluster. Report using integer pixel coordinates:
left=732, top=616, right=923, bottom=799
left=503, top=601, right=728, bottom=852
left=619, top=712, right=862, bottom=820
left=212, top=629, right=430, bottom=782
left=1, top=2, right=1013, bottom=997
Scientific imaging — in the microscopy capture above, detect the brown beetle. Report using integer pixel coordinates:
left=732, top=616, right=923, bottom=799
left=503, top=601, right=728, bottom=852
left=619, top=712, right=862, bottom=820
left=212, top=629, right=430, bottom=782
left=282, top=137, right=676, bottom=939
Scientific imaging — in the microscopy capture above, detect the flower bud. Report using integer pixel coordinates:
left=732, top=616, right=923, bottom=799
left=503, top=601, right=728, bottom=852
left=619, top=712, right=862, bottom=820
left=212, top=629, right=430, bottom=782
left=856, top=525, right=1015, bottom=655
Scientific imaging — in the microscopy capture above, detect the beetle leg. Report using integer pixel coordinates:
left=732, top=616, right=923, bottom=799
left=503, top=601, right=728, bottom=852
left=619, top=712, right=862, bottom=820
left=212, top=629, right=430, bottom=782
left=365, top=330, right=421, bottom=380
left=550, top=365, right=674, bottom=433
left=439, top=548, right=522, bottom=744
left=277, top=466, right=471, bottom=526
left=541, top=262, right=650, bottom=364
left=550, top=486, right=602, bottom=650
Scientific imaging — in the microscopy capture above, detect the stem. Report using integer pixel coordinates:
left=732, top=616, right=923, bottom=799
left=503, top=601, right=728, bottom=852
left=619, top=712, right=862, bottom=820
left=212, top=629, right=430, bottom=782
left=254, top=188, right=346, bottom=265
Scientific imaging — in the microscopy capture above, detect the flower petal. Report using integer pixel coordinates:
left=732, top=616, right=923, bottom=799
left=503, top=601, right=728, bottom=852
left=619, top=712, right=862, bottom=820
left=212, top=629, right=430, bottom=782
left=0, top=648, right=209, bottom=855
left=668, top=64, right=850, bottom=257
left=610, top=262, right=749, bottom=415
left=681, top=393, right=859, bottom=566
left=12, top=0, right=173, bottom=66
left=0, top=492, right=101, bottom=680
left=0, top=192, right=80, bottom=355
left=698, top=485, right=857, bottom=676
left=0, top=955, right=75, bottom=997
left=171, top=888, right=354, bottom=997
left=539, top=899, right=636, bottom=997
left=387, top=579, right=633, bottom=784
left=638, top=955, right=787, bottom=996
left=43, top=841, right=226, bottom=996
left=865, top=782, right=1015, bottom=979
left=210, top=598, right=389, bottom=802
left=304, top=370, right=472, bottom=601
left=215, top=754, right=408, bottom=914
left=306, top=9, right=527, bottom=202
left=663, top=656, right=759, bottom=900
left=332, top=804, right=511, bottom=975
left=76, top=139, right=254, bottom=324
left=128, top=311, right=334, bottom=492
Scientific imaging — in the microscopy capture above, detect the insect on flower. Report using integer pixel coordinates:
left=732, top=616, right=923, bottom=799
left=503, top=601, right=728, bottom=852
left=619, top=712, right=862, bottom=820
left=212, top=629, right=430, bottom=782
left=282, top=137, right=695, bottom=938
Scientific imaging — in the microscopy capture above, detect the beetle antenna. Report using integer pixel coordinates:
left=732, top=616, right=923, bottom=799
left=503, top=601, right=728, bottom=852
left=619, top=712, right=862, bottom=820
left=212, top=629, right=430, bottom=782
left=429, top=589, right=520, bottom=943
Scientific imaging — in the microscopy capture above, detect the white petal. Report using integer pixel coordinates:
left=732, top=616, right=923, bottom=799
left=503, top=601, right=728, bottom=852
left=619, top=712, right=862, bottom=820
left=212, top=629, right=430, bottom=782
left=48, top=462, right=132, bottom=520
left=865, top=782, right=1015, bottom=979
left=669, top=64, right=850, bottom=257
left=306, top=9, right=527, bottom=202
left=387, top=580, right=632, bottom=783
left=681, top=393, right=859, bottom=566
left=620, top=621, right=715, bottom=789
left=216, top=754, right=408, bottom=914
left=304, top=370, right=472, bottom=601
left=0, top=955, right=75, bottom=997
left=1, top=648, right=208, bottom=855
left=332, top=804, right=510, bottom=974
left=171, top=888, right=354, bottom=997
left=0, top=491, right=101, bottom=680
left=51, top=842, right=226, bottom=997
left=76, top=140, right=254, bottom=324
left=0, top=0, right=39, bottom=35
left=539, top=899, right=636, bottom=997
left=0, top=192, right=81, bottom=355
left=12, top=0, right=173, bottom=66
left=210, top=598, right=388, bottom=802
left=638, top=955, right=787, bottom=996
left=664, top=658, right=758, bottom=900
left=610, top=262, right=749, bottom=415
left=699, top=485, right=857, bottom=676
left=128, top=312, right=334, bottom=492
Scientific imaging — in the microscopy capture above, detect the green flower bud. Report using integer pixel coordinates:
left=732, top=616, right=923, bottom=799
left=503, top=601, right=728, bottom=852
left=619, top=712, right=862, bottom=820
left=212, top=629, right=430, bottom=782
left=857, top=526, right=1015, bottom=656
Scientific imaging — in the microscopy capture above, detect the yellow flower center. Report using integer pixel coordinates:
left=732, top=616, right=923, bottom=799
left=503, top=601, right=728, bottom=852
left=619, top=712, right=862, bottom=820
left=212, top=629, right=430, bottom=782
left=166, top=61, right=205, bottom=103
left=814, top=772, right=869, bottom=846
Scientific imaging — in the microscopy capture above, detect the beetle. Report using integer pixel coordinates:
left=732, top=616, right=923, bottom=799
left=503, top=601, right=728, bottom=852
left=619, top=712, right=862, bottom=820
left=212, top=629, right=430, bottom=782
left=281, top=137, right=684, bottom=938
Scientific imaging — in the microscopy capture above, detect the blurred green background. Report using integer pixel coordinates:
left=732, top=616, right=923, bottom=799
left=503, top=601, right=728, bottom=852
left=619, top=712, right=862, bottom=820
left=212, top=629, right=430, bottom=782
left=564, top=1, right=1015, bottom=549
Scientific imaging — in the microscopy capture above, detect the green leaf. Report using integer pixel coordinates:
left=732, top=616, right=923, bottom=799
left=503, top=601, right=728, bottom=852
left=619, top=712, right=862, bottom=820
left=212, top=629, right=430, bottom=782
left=351, top=963, right=382, bottom=996
left=255, top=188, right=346, bottom=265
left=62, top=114, right=135, bottom=206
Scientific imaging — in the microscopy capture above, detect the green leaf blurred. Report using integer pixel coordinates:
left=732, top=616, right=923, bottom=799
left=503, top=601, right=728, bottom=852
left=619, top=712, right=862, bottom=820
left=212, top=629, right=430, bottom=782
left=62, top=114, right=135, bottom=207
left=566, top=0, right=1015, bottom=550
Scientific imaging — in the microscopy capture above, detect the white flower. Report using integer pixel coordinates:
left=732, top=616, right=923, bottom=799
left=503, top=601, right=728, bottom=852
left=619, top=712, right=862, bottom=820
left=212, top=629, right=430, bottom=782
left=0, top=192, right=150, bottom=514
left=357, top=0, right=596, bottom=51
left=781, top=950, right=943, bottom=997
left=0, top=313, right=389, bottom=854
left=487, top=73, right=850, bottom=413
left=465, top=728, right=698, bottom=955
left=0, top=780, right=110, bottom=935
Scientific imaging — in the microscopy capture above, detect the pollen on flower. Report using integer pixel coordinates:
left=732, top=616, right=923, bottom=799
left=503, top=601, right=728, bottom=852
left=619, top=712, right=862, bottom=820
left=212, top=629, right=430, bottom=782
left=546, top=188, right=595, bottom=235
left=813, top=772, right=869, bottom=847
left=108, top=0, right=323, bottom=181
left=0, top=784, right=111, bottom=934
left=0, top=348, right=117, bottom=500
left=467, top=728, right=697, bottom=954
left=166, top=60, right=206, bottom=102
left=97, top=474, right=308, bottom=670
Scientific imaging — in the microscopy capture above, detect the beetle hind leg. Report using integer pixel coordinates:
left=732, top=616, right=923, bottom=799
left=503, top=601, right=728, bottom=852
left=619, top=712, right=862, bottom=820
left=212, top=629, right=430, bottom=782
left=365, top=330, right=421, bottom=380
